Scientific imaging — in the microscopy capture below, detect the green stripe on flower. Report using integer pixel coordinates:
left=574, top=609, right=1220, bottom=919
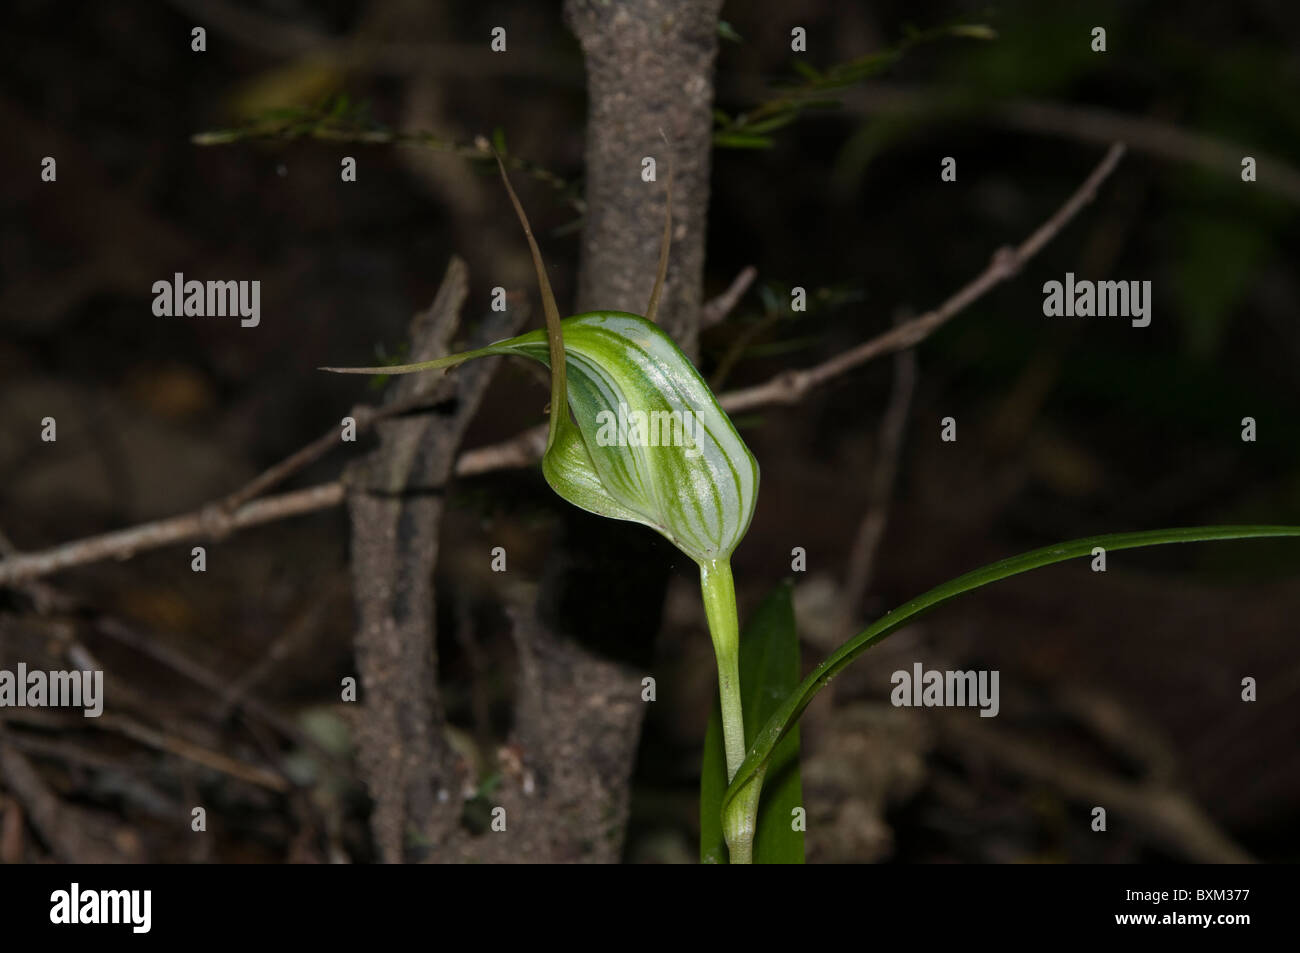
left=466, top=311, right=759, bottom=565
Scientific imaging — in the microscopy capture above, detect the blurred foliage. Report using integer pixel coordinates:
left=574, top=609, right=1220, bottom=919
left=193, top=94, right=585, bottom=214
left=713, top=16, right=997, bottom=149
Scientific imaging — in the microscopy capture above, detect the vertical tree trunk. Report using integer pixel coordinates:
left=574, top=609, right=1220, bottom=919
left=352, top=2, right=726, bottom=863
left=478, top=0, right=726, bottom=863
left=564, top=0, right=724, bottom=360
left=347, top=258, right=524, bottom=863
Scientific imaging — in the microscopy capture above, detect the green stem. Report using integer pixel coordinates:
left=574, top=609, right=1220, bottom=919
left=700, top=559, right=744, bottom=779
left=724, top=776, right=761, bottom=865
left=699, top=557, right=758, bottom=863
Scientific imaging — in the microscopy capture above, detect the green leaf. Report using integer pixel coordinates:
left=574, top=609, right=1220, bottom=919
left=822, top=51, right=901, bottom=87
left=700, top=700, right=727, bottom=863
left=701, top=581, right=804, bottom=864
left=790, top=60, right=823, bottom=81
left=742, top=583, right=803, bottom=863
left=717, top=20, right=743, bottom=44
left=792, top=98, right=844, bottom=113
left=1172, top=215, right=1270, bottom=360
left=946, top=23, right=998, bottom=41
left=721, top=525, right=1300, bottom=834
left=712, top=132, right=775, bottom=150
left=741, top=112, right=801, bottom=136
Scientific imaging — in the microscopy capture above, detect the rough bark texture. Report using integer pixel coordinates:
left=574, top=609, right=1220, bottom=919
left=424, top=589, right=643, bottom=864
left=487, top=0, right=723, bottom=862
left=564, top=0, right=724, bottom=361
left=344, top=261, right=642, bottom=864
left=506, top=606, right=642, bottom=861
left=349, top=0, right=725, bottom=863
left=346, top=257, right=523, bottom=863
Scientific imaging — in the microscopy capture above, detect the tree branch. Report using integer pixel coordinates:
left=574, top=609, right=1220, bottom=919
left=720, top=142, right=1126, bottom=414
left=836, top=320, right=917, bottom=640
left=0, top=144, right=1124, bottom=587
left=0, top=483, right=344, bottom=585
left=700, top=265, right=758, bottom=329
left=564, top=0, right=724, bottom=359
left=843, top=84, right=1300, bottom=204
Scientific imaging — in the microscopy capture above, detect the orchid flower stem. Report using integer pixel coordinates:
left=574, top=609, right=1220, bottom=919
left=700, top=557, right=758, bottom=863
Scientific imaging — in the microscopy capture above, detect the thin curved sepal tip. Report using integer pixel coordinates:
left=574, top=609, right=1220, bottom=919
left=319, top=346, right=500, bottom=375
left=645, top=129, right=673, bottom=326
left=490, top=146, right=568, bottom=451
left=318, top=363, right=437, bottom=375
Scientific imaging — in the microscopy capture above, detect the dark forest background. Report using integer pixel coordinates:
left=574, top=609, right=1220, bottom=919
left=1, top=0, right=1298, bottom=863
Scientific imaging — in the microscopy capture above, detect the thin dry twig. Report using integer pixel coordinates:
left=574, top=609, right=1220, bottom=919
left=91, top=616, right=329, bottom=762
left=720, top=142, right=1126, bottom=414
left=221, top=385, right=454, bottom=513
left=993, top=100, right=1300, bottom=202
left=0, top=735, right=126, bottom=863
left=455, top=424, right=548, bottom=477
left=700, top=265, right=758, bottom=328
left=942, top=714, right=1253, bottom=864
left=97, top=714, right=290, bottom=793
left=0, top=483, right=343, bottom=584
left=163, top=0, right=565, bottom=80
left=837, top=320, right=917, bottom=638
left=844, top=84, right=1300, bottom=205
left=0, top=145, right=1125, bottom=586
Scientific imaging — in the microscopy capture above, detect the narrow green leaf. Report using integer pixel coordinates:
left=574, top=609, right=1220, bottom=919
left=824, top=51, right=901, bottom=86
left=742, top=582, right=803, bottom=864
left=741, top=112, right=801, bottom=136
left=796, top=98, right=846, bottom=112
left=790, top=60, right=823, bottom=81
left=701, top=581, right=804, bottom=864
left=721, top=526, right=1300, bottom=829
left=713, top=132, right=775, bottom=150
left=700, top=701, right=727, bottom=864
left=717, top=20, right=743, bottom=44
left=947, top=24, right=998, bottom=41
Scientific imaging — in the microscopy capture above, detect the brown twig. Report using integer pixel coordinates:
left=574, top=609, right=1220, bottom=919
left=163, top=0, right=567, bottom=80
left=221, top=387, right=451, bottom=513
left=0, top=145, right=1124, bottom=586
left=2, top=526, right=335, bottom=781
left=214, top=588, right=335, bottom=721
left=0, top=794, right=23, bottom=864
left=837, top=318, right=917, bottom=638
left=0, top=483, right=343, bottom=584
left=97, top=714, right=290, bottom=793
left=91, top=616, right=326, bottom=760
left=720, top=142, right=1126, bottom=414
left=700, top=265, right=758, bottom=329
left=0, top=430, right=562, bottom=583
left=454, top=424, right=549, bottom=477
left=0, top=732, right=128, bottom=863
left=843, top=84, right=1300, bottom=205
left=993, top=100, right=1300, bottom=201
left=942, top=714, right=1253, bottom=864
left=345, top=256, right=522, bottom=862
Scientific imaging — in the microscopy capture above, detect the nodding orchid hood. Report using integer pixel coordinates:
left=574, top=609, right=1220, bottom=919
left=468, top=311, right=759, bottom=565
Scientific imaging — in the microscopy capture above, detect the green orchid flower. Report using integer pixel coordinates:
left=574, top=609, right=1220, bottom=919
left=324, top=148, right=763, bottom=860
